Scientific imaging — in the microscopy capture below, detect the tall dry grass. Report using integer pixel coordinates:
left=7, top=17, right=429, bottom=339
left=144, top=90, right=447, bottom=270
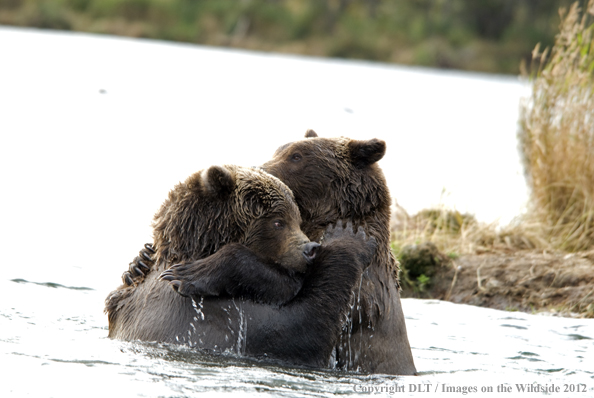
left=390, top=205, right=545, bottom=258
left=519, top=0, right=594, bottom=252
left=393, top=1, right=594, bottom=257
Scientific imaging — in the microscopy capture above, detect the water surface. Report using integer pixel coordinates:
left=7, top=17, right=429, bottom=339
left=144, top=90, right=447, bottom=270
left=2, top=278, right=592, bottom=397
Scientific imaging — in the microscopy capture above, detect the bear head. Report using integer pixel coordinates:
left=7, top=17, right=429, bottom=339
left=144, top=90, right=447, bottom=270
left=261, top=130, right=391, bottom=243
left=152, top=164, right=316, bottom=272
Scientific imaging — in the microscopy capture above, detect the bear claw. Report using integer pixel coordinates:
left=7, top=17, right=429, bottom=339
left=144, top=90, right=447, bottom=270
left=159, top=271, right=174, bottom=281
left=122, top=272, right=134, bottom=286
left=121, top=243, right=156, bottom=286
left=137, top=260, right=150, bottom=271
left=321, top=220, right=377, bottom=266
left=144, top=243, right=155, bottom=253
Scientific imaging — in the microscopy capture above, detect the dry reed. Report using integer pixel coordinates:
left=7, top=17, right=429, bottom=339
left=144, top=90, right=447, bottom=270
left=390, top=205, right=543, bottom=258
left=519, top=0, right=594, bottom=252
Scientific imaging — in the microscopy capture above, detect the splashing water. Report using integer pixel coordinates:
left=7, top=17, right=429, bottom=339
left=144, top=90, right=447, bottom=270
left=2, top=278, right=593, bottom=397
left=192, top=296, right=205, bottom=321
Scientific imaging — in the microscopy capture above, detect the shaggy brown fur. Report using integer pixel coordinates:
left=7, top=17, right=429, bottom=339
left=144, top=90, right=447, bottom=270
left=262, top=130, right=417, bottom=375
left=105, top=165, right=309, bottom=337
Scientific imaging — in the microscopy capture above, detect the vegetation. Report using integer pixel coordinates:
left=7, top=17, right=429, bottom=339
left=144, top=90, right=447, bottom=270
left=392, top=206, right=594, bottom=317
left=391, top=206, right=543, bottom=258
left=519, top=0, right=594, bottom=252
left=391, top=0, right=594, bottom=257
left=0, top=0, right=581, bottom=74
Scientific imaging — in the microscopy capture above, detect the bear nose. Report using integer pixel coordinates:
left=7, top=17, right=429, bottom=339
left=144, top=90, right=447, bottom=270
left=302, top=242, right=320, bottom=263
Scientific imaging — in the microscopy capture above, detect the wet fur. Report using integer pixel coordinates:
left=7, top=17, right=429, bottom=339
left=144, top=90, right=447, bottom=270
left=261, top=130, right=417, bottom=375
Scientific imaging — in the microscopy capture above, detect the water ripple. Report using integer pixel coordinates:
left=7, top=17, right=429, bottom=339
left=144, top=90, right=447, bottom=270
left=10, top=278, right=94, bottom=291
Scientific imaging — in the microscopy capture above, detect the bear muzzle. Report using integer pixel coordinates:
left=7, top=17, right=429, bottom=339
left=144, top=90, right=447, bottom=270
left=302, top=242, right=320, bottom=263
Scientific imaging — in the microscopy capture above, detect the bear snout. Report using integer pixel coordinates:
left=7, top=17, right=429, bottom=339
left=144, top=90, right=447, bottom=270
left=302, top=242, right=320, bottom=263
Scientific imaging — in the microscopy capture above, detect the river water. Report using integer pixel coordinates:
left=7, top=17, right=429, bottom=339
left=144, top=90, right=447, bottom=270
left=1, top=27, right=592, bottom=397
left=2, top=278, right=593, bottom=397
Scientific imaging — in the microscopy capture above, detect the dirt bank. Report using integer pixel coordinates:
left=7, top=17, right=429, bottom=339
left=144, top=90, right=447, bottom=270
left=399, top=249, right=594, bottom=318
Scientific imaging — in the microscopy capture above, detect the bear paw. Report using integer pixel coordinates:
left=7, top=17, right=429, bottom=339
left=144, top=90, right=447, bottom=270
left=322, top=220, right=377, bottom=267
left=159, top=261, right=219, bottom=298
left=121, top=243, right=155, bottom=286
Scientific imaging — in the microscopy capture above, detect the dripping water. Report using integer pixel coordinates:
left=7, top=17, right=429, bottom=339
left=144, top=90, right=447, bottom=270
left=355, top=273, right=364, bottom=371
left=346, top=290, right=355, bottom=369
left=233, top=298, right=247, bottom=356
left=223, top=303, right=235, bottom=343
left=191, top=296, right=205, bottom=321
left=188, top=296, right=205, bottom=348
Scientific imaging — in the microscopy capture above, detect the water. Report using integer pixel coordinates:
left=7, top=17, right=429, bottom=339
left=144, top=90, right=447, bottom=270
left=0, top=26, right=528, bottom=227
left=2, top=278, right=593, bottom=397
left=1, top=27, right=592, bottom=397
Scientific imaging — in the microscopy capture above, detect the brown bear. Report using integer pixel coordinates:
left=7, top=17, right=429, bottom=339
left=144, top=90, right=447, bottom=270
left=260, top=130, right=417, bottom=375
left=108, top=164, right=318, bottom=312
left=105, top=164, right=376, bottom=368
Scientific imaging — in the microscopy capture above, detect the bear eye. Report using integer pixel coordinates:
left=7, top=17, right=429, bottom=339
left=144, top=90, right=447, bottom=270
left=290, top=153, right=302, bottom=162
left=273, top=220, right=285, bottom=229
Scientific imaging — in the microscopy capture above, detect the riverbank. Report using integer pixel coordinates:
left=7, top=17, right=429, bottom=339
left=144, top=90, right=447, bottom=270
left=400, top=248, right=594, bottom=319
left=0, top=0, right=570, bottom=74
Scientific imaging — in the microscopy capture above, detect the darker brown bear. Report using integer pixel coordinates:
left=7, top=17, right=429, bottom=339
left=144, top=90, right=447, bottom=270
left=105, top=164, right=376, bottom=368
left=261, top=130, right=417, bottom=375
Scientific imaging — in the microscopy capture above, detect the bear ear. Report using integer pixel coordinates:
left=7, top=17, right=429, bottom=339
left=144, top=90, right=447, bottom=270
left=304, top=129, right=318, bottom=138
left=203, top=165, right=235, bottom=198
left=348, top=138, right=386, bottom=167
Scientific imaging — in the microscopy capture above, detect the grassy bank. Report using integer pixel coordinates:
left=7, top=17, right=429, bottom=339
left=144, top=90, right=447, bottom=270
left=394, top=1, right=594, bottom=318
left=0, top=0, right=578, bottom=74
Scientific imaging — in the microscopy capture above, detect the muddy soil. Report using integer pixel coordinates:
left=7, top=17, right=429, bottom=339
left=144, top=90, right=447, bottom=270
left=400, top=249, right=594, bottom=318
